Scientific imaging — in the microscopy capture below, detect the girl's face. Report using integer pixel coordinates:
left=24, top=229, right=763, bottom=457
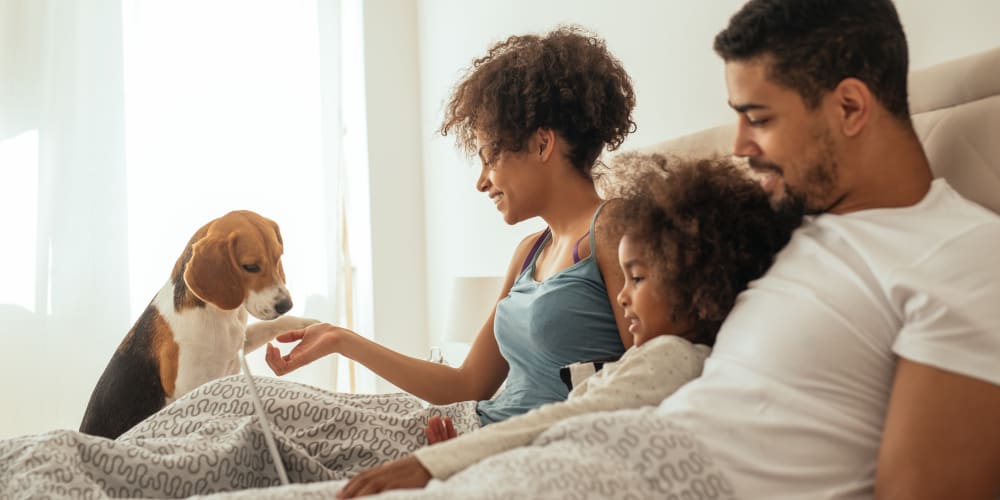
left=474, top=130, right=548, bottom=225
left=616, top=235, right=692, bottom=346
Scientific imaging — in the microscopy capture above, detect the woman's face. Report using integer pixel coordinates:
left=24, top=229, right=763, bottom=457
left=616, top=235, right=692, bottom=346
left=474, top=131, right=547, bottom=225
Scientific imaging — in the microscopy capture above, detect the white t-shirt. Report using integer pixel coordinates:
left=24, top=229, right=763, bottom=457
left=416, top=335, right=710, bottom=479
left=658, top=179, right=1000, bottom=499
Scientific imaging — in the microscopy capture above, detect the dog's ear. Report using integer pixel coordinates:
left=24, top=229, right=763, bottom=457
left=267, top=219, right=287, bottom=282
left=268, top=218, right=284, bottom=247
left=184, top=232, right=246, bottom=311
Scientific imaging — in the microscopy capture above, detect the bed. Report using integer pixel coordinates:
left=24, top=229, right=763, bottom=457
left=2, top=46, right=999, bottom=500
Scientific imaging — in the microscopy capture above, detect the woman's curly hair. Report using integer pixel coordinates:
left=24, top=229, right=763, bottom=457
left=608, top=153, right=802, bottom=346
left=440, top=25, right=636, bottom=178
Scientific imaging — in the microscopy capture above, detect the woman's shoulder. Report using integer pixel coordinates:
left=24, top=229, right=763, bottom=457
left=500, top=229, right=550, bottom=280
left=590, top=199, right=624, bottom=251
left=510, top=229, right=548, bottom=261
left=518, top=229, right=549, bottom=248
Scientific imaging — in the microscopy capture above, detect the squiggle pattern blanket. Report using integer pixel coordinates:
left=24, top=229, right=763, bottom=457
left=191, top=408, right=736, bottom=500
left=0, top=375, right=479, bottom=498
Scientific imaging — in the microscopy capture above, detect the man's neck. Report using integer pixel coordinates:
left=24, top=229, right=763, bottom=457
left=831, top=127, right=934, bottom=214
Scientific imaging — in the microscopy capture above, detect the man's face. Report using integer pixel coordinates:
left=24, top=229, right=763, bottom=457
left=724, top=58, right=845, bottom=214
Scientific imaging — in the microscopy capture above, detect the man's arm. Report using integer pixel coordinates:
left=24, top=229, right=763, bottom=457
left=875, top=358, right=1000, bottom=500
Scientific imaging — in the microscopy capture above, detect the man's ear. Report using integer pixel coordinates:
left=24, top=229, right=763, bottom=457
left=832, top=78, right=872, bottom=137
left=536, top=128, right=556, bottom=162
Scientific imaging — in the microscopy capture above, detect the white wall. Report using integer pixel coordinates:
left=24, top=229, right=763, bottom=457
left=391, top=0, right=1000, bottom=364
left=359, top=0, right=429, bottom=392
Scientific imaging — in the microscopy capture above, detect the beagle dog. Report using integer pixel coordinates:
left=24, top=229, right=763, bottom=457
left=80, top=210, right=315, bottom=439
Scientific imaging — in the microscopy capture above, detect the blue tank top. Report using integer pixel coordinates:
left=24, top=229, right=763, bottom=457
left=476, top=203, right=625, bottom=424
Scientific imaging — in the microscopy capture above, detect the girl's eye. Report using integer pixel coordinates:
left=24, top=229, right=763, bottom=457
left=630, top=276, right=644, bottom=284
left=242, top=264, right=261, bottom=273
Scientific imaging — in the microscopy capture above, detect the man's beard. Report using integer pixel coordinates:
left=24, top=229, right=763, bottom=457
left=776, top=185, right=809, bottom=217
left=748, top=150, right=838, bottom=215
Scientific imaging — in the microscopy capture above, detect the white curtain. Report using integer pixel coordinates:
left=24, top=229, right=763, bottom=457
left=0, top=0, right=347, bottom=438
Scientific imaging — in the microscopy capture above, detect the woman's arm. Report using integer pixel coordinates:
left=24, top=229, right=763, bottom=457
left=265, top=231, right=544, bottom=405
left=593, top=200, right=633, bottom=349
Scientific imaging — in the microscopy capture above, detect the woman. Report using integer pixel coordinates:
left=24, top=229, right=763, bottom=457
left=262, top=25, right=636, bottom=426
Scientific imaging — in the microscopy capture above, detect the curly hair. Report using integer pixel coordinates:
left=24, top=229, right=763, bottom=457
left=714, top=0, right=911, bottom=123
left=440, top=25, right=636, bottom=178
left=607, top=153, right=802, bottom=346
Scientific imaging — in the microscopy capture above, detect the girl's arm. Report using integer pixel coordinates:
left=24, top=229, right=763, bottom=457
left=265, top=231, right=543, bottom=405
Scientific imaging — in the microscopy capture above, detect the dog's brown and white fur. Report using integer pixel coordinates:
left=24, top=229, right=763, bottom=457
left=80, top=210, right=315, bottom=439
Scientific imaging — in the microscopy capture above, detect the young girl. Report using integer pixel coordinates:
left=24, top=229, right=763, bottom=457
left=337, top=152, right=803, bottom=498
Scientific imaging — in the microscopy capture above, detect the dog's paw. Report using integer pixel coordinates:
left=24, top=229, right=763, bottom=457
left=245, top=315, right=321, bottom=352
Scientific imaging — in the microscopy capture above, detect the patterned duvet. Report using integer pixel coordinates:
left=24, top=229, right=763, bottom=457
left=0, top=376, right=735, bottom=499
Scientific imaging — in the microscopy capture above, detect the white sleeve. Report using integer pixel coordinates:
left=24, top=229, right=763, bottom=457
left=892, top=222, right=1000, bottom=386
left=414, top=336, right=709, bottom=479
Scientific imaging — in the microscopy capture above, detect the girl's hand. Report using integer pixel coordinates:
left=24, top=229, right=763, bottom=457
left=337, top=455, right=432, bottom=498
left=424, top=415, right=457, bottom=444
left=265, top=323, right=349, bottom=375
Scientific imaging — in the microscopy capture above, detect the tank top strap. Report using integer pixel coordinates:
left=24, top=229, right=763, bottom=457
left=523, top=201, right=609, bottom=272
left=584, top=201, right=610, bottom=260
left=520, top=228, right=552, bottom=274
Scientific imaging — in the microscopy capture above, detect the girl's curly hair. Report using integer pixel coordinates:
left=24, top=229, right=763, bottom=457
left=608, top=153, right=802, bottom=346
left=440, top=25, right=636, bottom=178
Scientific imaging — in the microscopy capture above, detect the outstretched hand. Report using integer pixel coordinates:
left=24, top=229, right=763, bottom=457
left=265, top=322, right=345, bottom=376
left=424, top=416, right=457, bottom=444
left=337, top=455, right=432, bottom=498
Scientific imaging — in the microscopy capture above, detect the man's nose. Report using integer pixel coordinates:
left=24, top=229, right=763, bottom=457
left=733, top=122, right=762, bottom=158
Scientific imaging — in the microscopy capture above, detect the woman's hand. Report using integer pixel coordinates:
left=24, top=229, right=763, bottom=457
left=337, top=455, right=432, bottom=498
left=424, top=416, right=458, bottom=444
left=265, top=322, right=351, bottom=375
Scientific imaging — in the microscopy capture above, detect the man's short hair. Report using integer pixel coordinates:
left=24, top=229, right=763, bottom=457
left=714, top=0, right=911, bottom=122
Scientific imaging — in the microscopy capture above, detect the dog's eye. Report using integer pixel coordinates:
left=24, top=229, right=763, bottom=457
left=242, top=264, right=261, bottom=273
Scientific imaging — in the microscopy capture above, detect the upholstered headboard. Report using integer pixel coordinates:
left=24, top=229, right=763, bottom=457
left=639, top=47, right=1000, bottom=215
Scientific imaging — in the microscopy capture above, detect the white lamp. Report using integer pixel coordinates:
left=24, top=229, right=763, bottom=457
left=429, top=276, right=505, bottom=365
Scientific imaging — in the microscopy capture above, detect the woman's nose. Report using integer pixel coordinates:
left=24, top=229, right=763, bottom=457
left=476, top=166, right=490, bottom=192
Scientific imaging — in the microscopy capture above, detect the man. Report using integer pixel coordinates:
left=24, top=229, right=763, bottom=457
left=338, top=1, right=1000, bottom=498
left=656, top=0, right=1000, bottom=498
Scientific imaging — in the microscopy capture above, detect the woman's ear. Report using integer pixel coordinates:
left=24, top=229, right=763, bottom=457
left=536, top=128, right=556, bottom=162
left=184, top=232, right=246, bottom=310
left=832, top=78, right=872, bottom=137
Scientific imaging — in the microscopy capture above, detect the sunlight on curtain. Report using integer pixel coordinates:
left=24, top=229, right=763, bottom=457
left=0, top=0, right=132, bottom=438
left=121, top=0, right=341, bottom=389
left=0, top=131, right=38, bottom=311
left=0, top=0, right=358, bottom=438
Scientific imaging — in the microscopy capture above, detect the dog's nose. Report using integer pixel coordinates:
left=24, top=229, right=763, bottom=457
left=275, top=298, right=293, bottom=315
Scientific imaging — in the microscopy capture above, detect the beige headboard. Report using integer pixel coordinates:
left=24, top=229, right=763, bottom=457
left=639, top=46, right=1000, bottom=215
